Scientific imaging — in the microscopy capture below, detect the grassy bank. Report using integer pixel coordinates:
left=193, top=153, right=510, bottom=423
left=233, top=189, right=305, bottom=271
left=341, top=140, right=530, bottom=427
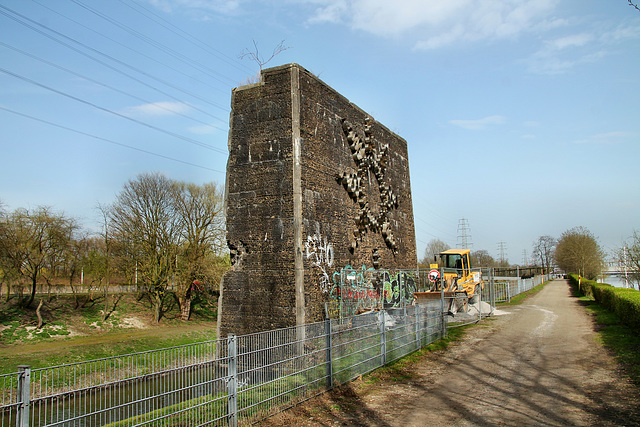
left=0, top=292, right=218, bottom=374
left=569, top=276, right=640, bottom=386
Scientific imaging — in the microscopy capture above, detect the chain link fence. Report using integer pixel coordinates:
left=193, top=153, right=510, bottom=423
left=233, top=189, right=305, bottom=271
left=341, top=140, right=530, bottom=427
left=1, top=300, right=444, bottom=427
left=494, top=274, right=551, bottom=303
left=1, top=268, right=550, bottom=426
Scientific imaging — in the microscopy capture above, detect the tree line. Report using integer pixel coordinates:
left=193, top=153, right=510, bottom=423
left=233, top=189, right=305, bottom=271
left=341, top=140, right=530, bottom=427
left=419, top=226, right=640, bottom=289
left=0, top=173, right=228, bottom=322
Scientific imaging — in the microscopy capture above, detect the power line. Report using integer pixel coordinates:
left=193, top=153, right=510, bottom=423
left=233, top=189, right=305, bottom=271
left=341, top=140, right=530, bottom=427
left=498, top=241, right=507, bottom=263
left=414, top=216, right=457, bottom=240
left=116, top=0, right=253, bottom=75
left=67, top=0, right=238, bottom=87
left=0, top=41, right=225, bottom=132
left=0, top=66, right=227, bottom=154
left=0, top=4, right=229, bottom=120
left=32, top=0, right=234, bottom=93
left=0, top=105, right=224, bottom=173
left=457, top=218, right=473, bottom=249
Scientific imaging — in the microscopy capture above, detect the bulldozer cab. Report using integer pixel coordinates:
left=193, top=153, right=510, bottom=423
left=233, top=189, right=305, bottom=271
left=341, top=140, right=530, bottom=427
left=416, top=248, right=483, bottom=313
left=430, top=249, right=480, bottom=294
left=440, top=250, right=471, bottom=276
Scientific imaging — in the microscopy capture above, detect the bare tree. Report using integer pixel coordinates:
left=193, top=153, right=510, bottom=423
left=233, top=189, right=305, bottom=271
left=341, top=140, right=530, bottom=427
left=96, top=203, right=114, bottom=320
left=62, top=235, right=90, bottom=308
left=628, top=0, right=640, bottom=12
left=555, top=226, right=604, bottom=280
left=0, top=207, right=77, bottom=308
left=419, top=238, right=450, bottom=268
left=471, top=249, right=496, bottom=267
left=173, top=181, right=226, bottom=320
left=109, top=173, right=180, bottom=322
left=615, top=230, right=640, bottom=290
left=533, top=235, right=556, bottom=274
left=239, top=40, right=290, bottom=83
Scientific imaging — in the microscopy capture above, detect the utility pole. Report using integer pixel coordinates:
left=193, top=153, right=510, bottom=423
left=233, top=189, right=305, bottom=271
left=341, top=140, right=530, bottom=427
left=457, top=218, right=473, bottom=249
left=623, top=246, right=629, bottom=288
left=498, top=241, right=507, bottom=265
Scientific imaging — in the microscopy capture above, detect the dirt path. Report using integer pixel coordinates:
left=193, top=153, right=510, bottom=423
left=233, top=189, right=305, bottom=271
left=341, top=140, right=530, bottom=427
left=263, top=280, right=640, bottom=426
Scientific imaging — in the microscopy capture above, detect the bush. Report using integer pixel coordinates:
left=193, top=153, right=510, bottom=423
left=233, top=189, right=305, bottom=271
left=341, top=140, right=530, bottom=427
left=570, top=274, right=640, bottom=330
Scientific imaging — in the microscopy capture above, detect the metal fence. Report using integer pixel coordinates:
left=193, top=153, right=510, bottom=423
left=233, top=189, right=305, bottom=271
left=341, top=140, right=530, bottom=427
left=1, top=300, right=444, bottom=427
left=493, top=274, right=551, bottom=303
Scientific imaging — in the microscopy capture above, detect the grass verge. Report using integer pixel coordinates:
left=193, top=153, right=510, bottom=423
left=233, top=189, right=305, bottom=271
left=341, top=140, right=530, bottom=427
left=572, top=285, right=640, bottom=387
left=0, top=325, right=218, bottom=374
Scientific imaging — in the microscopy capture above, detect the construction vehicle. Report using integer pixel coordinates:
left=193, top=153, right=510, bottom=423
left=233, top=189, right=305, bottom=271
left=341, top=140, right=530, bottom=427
left=414, top=249, right=483, bottom=313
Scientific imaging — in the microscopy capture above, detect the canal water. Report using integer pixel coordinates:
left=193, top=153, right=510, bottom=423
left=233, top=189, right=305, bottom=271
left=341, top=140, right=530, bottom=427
left=598, top=273, right=638, bottom=289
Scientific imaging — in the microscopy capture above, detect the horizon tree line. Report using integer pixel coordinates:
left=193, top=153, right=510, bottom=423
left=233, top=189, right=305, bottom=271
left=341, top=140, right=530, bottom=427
left=418, top=226, right=636, bottom=286
left=0, top=173, right=228, bottom=322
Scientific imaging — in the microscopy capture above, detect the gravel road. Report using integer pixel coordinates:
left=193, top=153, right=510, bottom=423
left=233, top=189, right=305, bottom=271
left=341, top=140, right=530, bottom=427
left=263, top=279, right=640, bottom=426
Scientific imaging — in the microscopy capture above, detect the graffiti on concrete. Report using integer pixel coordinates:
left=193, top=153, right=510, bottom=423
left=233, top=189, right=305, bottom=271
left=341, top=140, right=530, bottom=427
left=381, top=271, right=416, bottom=308
left=328, top=265, right=417, bottom=315
left=330, top=264, right=380, bottom=315
left=305, top=223, right=334, bottom=293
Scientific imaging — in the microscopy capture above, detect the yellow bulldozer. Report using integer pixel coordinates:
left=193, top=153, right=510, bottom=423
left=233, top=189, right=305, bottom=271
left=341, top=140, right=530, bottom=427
left=414, top=249, right=483, bottom=313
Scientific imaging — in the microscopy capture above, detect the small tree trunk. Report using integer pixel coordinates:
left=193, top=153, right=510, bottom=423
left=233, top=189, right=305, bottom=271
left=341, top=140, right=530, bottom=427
left=153, top=291, right=163, bottom=323
left=103, top=281, right=110, bottom=321
left=25, top=275, right=37, bottom=308
left=36, top=299, right=44, bottom=329
left=179, top=295, right=192, bottom=321
left=69, top=282, right=80, bottom=309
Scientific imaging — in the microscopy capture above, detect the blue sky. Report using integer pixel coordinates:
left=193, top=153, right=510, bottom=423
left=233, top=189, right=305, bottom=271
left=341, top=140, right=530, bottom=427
left=1, top=0, right=639, bottom=265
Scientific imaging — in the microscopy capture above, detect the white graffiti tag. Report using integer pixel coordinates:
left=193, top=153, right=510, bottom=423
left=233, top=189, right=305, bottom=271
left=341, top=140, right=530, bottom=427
left=305, top=224, right=334, bottom=292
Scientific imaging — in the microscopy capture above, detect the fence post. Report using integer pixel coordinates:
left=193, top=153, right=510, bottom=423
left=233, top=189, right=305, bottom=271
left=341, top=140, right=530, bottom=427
left=490, top=270, right=496, bottom=312
left=324, top=318, right=333, bottom=390
left=379, top=311, right=386, bottom=366
left=478, top=281, right=482, bottom=322
left=440, top=268, right=446, bottom=339
left=227, top=335, right=238, bottom=427
left=415, top=306, right=421, bottom=350
left=17, top=365, right=30, bottom=427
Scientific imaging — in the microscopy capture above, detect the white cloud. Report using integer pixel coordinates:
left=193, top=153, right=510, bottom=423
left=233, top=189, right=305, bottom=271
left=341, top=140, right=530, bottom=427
left=550, top=33, right=593, bottom=50
left=306, top=0, right=556, bottom=48
left=126, top=101, right=192, bottom=117
left=449, top=115, right=506, bottom=130
left=525, top=23, right=640, bottom=74
left=573, top=131, right=633, bottom=144
left=147, top=0, right=243, bottom=15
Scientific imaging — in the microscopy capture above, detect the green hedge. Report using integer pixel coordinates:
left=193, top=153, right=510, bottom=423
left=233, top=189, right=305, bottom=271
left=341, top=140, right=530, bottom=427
left=569, top=274, right=640, bottom=331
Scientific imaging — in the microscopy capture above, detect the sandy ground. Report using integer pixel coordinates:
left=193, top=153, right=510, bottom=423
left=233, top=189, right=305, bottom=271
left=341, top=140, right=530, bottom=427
left=262, top=280, right=640, bottom=426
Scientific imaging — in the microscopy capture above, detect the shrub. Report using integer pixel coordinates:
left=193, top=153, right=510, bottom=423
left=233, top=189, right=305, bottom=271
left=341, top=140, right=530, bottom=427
left=570, top=274, right=640, bottom=331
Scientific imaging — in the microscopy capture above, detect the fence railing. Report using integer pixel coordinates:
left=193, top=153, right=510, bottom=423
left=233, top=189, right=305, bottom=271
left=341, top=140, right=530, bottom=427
left=493, top=274, right=551, bottom=303
left=1, top=300, right=445, bottom=427
left=1, top=270, right=552, bottom=426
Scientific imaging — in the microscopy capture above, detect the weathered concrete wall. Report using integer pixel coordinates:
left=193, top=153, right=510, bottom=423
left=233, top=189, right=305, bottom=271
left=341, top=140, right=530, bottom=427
left=218, top=64, right=416, bottom=337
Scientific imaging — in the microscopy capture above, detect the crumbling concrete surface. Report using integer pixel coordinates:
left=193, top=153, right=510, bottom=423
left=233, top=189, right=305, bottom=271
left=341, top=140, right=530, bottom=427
left=218, top=64, right=416, bottom=337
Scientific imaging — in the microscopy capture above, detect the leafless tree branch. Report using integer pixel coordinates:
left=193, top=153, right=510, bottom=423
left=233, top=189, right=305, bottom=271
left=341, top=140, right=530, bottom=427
left=239, top=39, right=291, bottom=71
left=629, top=0, right=640, bottom=11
